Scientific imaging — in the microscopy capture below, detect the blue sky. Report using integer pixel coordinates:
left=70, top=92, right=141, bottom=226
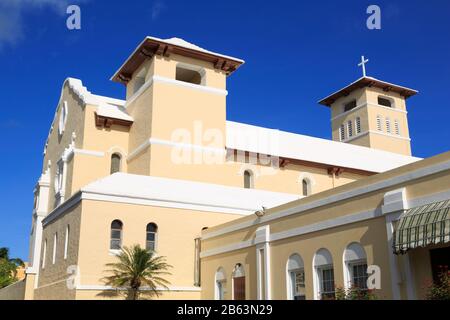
left=1, top=0, right=449, bottom=260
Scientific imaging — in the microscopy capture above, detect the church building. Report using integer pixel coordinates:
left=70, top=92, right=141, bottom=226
left=1, top=36, right=448, bottom=300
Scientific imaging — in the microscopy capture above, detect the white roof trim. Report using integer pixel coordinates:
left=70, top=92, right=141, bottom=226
left=80, top=173, right=299, bottom=214
left=96, top=103, right=133, bottom=122
left=111, top=36, right=245, bottom=81
left=318, top=76, right=418, bottom=104
left=225, top=121, right=421, bottom=173
left=42, top=174, right=299, bottom=225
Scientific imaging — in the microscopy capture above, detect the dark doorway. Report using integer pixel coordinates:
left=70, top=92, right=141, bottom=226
left=430, top=246, right=450, bottom=283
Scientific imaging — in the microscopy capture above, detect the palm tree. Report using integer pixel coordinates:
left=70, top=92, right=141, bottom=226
left=0, top=247, right=25, bottom=288
left=102, top=245, right=172, bottom=300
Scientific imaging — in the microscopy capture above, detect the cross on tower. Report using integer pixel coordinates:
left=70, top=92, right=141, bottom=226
left=358, top=55, right=369, bottom=77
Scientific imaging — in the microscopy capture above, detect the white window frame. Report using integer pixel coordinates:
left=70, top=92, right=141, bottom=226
left=376, top=115, right=383, bottom=131
left=394, top=119, right=400, bottom=135
left=343, top=242, right=368, bottom=290
left=243, top=170, right=254, bottom=189
left=146, top=223, right=158, bottom=252
left=55, top=159, right=64, bottom=195
left=42, top=239, right=47, bottom=269
left=316, top=265, right=335, bottom=300
left=339, top=124, right=345, bottom=141
left=64, top=225, right=69, bottom=260
left=313, top=248, right=334, bottom=300
left=347, top=120, right=353, bottom=137
left=52, top=233, right=57, bottom=265
left=386, top=117, right=391, bottom=134
left=286, top=254, right=305, bottom=300
left=58, top=101, right=68, bottom=136
left=215, top=267, right=226, bottom=300
left=355, top=117, right=361, bottom=134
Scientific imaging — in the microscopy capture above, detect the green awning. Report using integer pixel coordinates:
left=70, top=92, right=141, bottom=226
left=393, top=199, right=450, bottom=254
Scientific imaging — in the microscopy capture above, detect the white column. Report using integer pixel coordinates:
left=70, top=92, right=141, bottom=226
left=26, top=169, right=51, bottom=288
left=255, top=225, right=271, bottom=300
left=403, top=253, right=416, bottom=300
left=382, top=187, right=415, bottom=300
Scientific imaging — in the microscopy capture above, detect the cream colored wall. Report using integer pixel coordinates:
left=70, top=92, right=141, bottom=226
left=201, top=248, right=257, bottom=300
left=35, top=203, right=82, bottom=300
left=201, top=217, right=393, bottom=300
left=330, top=88, right=366, bottom=119
left=44, top=85, right=86, bottom=211
left=43, top=84, right=131, bottom=212
left=330, top=86, right=412, bottom=155
left=201, top=152, right=450, bottom=300
left=73, top=199, right=239, bottom=299
left=75, top=289, right=200, bottom=300
left=331, top=107, right=369, bottom=141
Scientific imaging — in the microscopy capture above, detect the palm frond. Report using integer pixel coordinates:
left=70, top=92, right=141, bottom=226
left=100, top=244, right=172, bottom=300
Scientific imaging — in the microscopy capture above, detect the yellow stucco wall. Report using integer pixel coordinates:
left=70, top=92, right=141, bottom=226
left=200, top=151, right=450, bottom=300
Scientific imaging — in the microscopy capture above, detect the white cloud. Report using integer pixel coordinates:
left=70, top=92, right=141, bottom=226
left=0, top=0, right=82, bottom=50
left=151, top=0, right=167, bottom=21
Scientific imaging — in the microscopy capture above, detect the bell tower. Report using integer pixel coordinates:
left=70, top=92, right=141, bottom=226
left=318, top=57, right=417, bottom=156
left=111, top=36, right=244, bottom=183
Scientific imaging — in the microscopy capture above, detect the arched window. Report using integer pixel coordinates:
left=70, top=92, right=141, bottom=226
left=215, top=267, right=227, bottom=300
left=146, top=223, right=158, bottom=251
left=302, top=179, right=310, bottom=196
left=58, top=101, right=68, bottom=136
left=243, top=170, right=253, bottom=189
left=110, top=153, right=122, bottom=174
left=52, top=233, right=58, bottom=264
left=287, top=254, right=305, bottom=300
left=355, top=117, right=361, bottom=134
left=64, top=225, right=69, bottom=260
left=343, top=243, right=368, bottom=291
left=313, top=248, right=335, bottom=300
left=232, top=263, right=246, bottom=300
left=110, top=220, right=123, bottom=250
left=339, top=124, right=345, bottom=141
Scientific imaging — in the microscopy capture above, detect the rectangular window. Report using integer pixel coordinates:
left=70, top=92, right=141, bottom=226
left=110, top=229, right=122, bottom=250
left=320, top=267, right=335, bottom=300
left=52, top=233, right=57, bottom=264
left=378, top=97, right=392, bottom=108
left=356, top=117, right=361, bottom=134
left=56, top=160, right=64, bottom=194
left=217, top=281, right=225, bottom=300
left=376, top=115, right=382, bottom=131
left=344, top=100, right=357, bottom=112
left=347, top=120, right=353, bottom=137
left=292, top=269, right=306, bottom=300
left=351, top=263, right=368, bottom=290
left=64, top=226, right=69, bottom=260
left=339, top=124, right=345, bottom=141
left=394, top=120, right=400, bottom=135
left=176, top=66, right=203, bottom=85
left=146, top=232, right=155, bottom=251
left=42, top=240, right=47, bottom=269
left=386, top=118, right=391, bottom=134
